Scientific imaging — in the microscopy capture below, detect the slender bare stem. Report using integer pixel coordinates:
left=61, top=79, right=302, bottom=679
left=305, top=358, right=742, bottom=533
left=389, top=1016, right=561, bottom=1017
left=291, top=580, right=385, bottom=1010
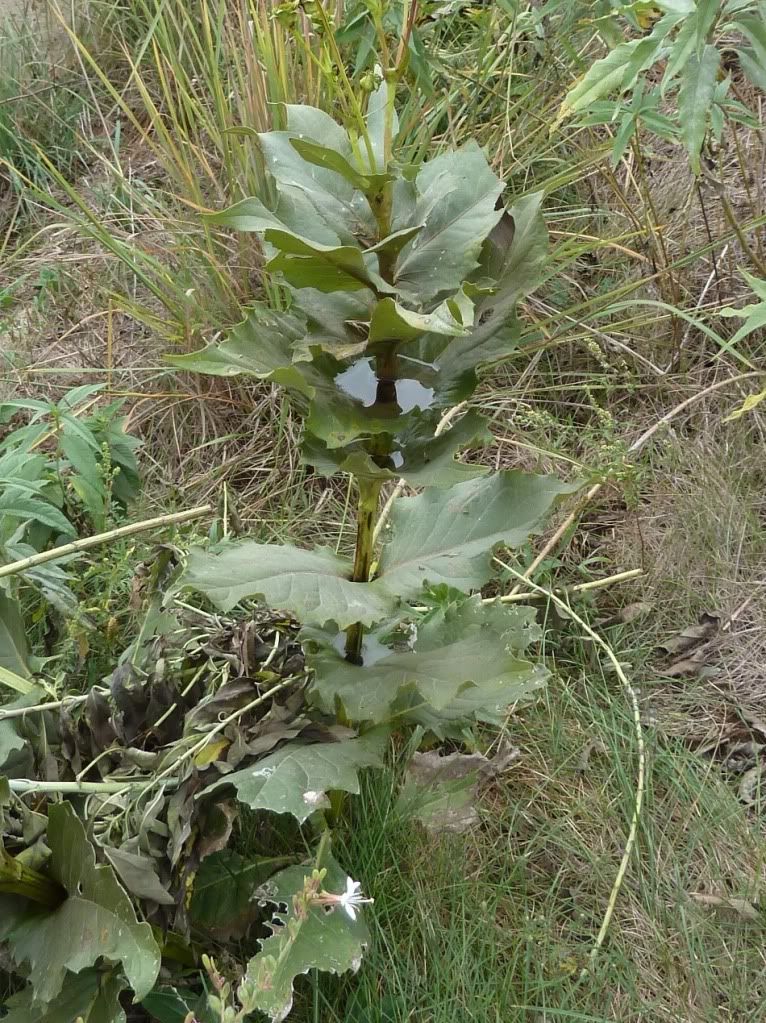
left=0, top=504, right=212, bottom=579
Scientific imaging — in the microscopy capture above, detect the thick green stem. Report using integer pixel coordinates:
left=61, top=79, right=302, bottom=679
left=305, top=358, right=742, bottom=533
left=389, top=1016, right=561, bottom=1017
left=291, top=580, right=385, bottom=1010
left=344, top=478, right=382, bottom=663
left=0, top=849, right=66, bottom=908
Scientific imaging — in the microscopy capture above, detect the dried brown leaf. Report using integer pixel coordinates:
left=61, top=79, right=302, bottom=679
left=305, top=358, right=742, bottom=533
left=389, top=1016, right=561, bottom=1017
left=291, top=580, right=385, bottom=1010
left=689, top=893, right=761, bottom=922
left=596, top=601, right=652, bottom=628
left=659, top=611, right=721, bottom=677
left=659, top=612, right=720, bottom=656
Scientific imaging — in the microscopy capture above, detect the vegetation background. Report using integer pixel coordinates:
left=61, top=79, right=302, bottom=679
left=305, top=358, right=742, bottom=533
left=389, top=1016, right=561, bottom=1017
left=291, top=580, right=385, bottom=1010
left=1, top=1, right=765, bottom=1020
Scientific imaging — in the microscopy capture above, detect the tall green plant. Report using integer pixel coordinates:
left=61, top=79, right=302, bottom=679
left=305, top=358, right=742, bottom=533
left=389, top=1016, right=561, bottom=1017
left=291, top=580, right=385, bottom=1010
left=164, top=75, right=577, bottom=1017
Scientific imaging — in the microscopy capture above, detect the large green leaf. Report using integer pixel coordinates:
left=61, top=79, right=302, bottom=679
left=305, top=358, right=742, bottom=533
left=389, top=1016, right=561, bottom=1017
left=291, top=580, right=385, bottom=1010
left=376, top=470, right=579, bottom=599
left=678, top=45, right=720, bottom=174
left=206, top=197, right=387, bottom=294
left=302, top=409, right=491, bottom=489
left=368, top=290, right=472, bottom=343
left=290, top=288, right=372, bottom=360
left=208, top=730, right=387, bottom=822
left=284, top=104, right=354, bottom=156
left=395, top=143, right=504, bottom=302
left=290, top=137, right=390, bottom=195
left=305, top=599, right=546, bottom=725
left=259, top=120, right=374, bottom=243
left=263, top=231, right=391, bottom=294
left=475, top=192, right=548, bottom=328
left=0, top=802, right=160, bottom=1004
left=189, top=849, right=294, bottom=935
left=0, top=594, right=31, bottom=680
left=166, top=305, right=312, bottom=392
left=178, top=542, right=391, bottom=628
left=265, top=240, right=391, bottom=294
left=2, top=969, right=126, bottom=1023
left=238, top=846, right=369, bottom=1023
left=429, top=318, right=524, bottom=406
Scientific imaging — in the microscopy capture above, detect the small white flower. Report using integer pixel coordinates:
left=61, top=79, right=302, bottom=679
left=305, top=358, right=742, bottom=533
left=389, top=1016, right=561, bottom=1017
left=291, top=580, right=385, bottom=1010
left=337, top=877, right=373, bottom=922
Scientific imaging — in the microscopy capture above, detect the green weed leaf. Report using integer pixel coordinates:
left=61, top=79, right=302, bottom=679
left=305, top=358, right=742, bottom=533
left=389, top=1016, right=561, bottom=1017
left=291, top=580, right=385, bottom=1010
left=735, top=15, right=766, bottom=92
left=376, top=471, right=579, bottom=599
left=306, top=598, right=545, bottom=725
left=678, top=45, right=720, bottom=174
left=719, top=272, right=766, bottom=347
left=189, top=849, right=294, bottom=935
left=559, top=24, right=672, bottom=117
left=178, top=542, right=391, bottom=628
left=2, top=968, right=126, bottom=1023
left=0, top=802, right=160, bottom=1005
left=0, top=595, right=32, bottom=682
left=239, top=846, right=369, bottom=1022
left=0, top=691, right=41, bottom=768
left=208, top=730, right=387, bottom=822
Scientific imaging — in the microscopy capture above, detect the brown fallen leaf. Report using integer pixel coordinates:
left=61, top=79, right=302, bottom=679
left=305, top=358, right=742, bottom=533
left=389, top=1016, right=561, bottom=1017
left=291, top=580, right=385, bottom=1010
left=658, top=611, right=721, bottom=677
left=659, top=612, right=720, bottom=656
left=739, top=764, right=765, bottom=807
left=596, top=601, right=652, bottom=629
left=398, top=739, right=520, bottom=834
left=689, top=892, right=761, bottom=922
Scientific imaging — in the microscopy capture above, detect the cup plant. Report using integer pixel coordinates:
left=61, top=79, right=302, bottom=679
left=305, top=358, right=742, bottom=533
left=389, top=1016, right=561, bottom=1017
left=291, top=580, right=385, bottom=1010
left=165, top=78, right=578, bottom=1018
left=0, top=74, right=579, bottom=1023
